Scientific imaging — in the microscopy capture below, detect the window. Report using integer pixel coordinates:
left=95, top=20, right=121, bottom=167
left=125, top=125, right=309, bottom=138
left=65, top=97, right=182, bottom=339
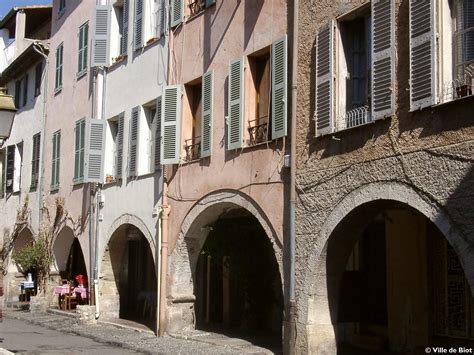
left=112, top=0, right=127, bottom=59
left=74, top=119, right=86, bottom=183
left=186, top=0, right=215, bottom=18
left=51, top=130, right=61, bottom=190
left=226, top=37, right=287, bottom=149
left=144, top=103, right=157, bottom=171
left=31, top=133, right=41, bottom=189
left=92, top=5, right=111, bottom=67
left=35, top=62, right=42, bottom=97
left=134, top=0, right=165, bottom=49
left=183, top=79, right=202, bottom=161
left=315, top=1, right=394, bottom=135
left=105, top=115, right=121, bottom=181
left=55, top=43, right=64, bottom=92
left=77, top=22, right=89, bottom=76
left=5, top=145, right=14, bottom=194
left=0, top=149, right=4, bottom=198
left=59, top=0, right=66, bottom=16
left=14, top=75, right=28, bottom=109
left=22, top=74, right=28, bottom=107
left=14, top=80, right=21, bottom=108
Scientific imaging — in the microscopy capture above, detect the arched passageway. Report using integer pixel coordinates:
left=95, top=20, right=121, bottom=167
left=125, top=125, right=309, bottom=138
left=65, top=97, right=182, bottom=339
left=53, top=227, right=87, bottom=283
left=318, top=201, right=474, bottom=354
left=100, top=224, right=157, bottom=330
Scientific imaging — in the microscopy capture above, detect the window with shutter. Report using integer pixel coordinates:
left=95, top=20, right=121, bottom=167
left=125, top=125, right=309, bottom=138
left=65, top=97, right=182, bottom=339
left=371, top=0, right=395, bottom=120
left=156, top=0, right=165, bottom=38
left=171, top=0, right=183, bottom=28
left=22, top=74, right=28, bottom=107
left=58, top=0, right=66, bottom=15
left=5, top=145, right=14, bottom=194
left=134, top=0, right=144, bottom=50
left=228, top=58, right=244, bottom=149
left=55, top=43, right=64, bottom=92
left=201, top=71, right=213, bottom=158
left=154, top=96, right=162, bottom=171
left=122, top=0, right=129, bottom=55
left=35, top=62, right=42, bottom=97
left=92, top=5, right=111, bottom=67
left=183, top=80, right=202, bottom=162
left=315, top=24, right=334, bottom=136
left=161, top=85, right=182, bottom=165
left=13, top=143, right=22, bottom=193
left=116, top=113, right=125, bottom=179
left=14, top=80, right=21, bottom=108
left=85, top=119, right=106, bottom=183
left=31, top=133, right=41, bottom=189
left=272, top=36, right=288, bottom=140
left=74, top=119, right=86, bottom=183
left=51, top=130, right=61, bottom=190
left=129, top=106, right=140, bottom=176
left=143, top=103, right=156, bottom=173
left=409, top=0, right=437, bottom=110
left=77, top=22, right=89, bottom=76
left=0, top=150, right=4, bottom=198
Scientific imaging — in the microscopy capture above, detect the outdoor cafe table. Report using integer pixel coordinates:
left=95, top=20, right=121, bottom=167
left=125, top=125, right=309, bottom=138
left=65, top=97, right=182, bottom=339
left=53, top=285, right=88, bottom=299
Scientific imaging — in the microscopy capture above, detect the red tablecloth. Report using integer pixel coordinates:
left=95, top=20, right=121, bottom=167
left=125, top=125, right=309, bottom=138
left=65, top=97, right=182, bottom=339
left=53, top=286, right=87, bottom=299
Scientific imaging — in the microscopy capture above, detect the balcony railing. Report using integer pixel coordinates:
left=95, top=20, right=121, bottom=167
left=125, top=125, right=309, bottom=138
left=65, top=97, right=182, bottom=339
left=184, top=137, right=201, bottom=162
left=248, top=118, right=269, bottom=146
left=442, top=75, right=473, bottom=103
left=188, top=0, right=205, bottom=17
left=337, top=105, right=371, bottom=131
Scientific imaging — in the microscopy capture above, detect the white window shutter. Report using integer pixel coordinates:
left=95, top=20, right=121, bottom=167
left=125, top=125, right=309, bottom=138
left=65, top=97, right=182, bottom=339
left=116, top=112, right=125, bottom=179
left=13, top=145, right=21, bottom=193
left=228, top=58, right=244, bottom=150
left=271, top=35, right=288, bottom=140
left=371, top=0, right=395, bottom=120
left=85, top=119, right=106, bottom=183
left=153, top=96, right=162, bottom=171
left=161, top=85, right=182, bottom=165
left=315, top=23, right=334, bottom=136
left=122, top=0, right=129, bottom=55
left=171, top=0, right=183, bottom=28
left=156, top=0, right=165, bottom=38
left=92, top=5, right=111, bottom=67
left=129, top=107, right=140, bottom=176
left=409, top=0, right=437, bottom=110
left=134, top=0, right=144, bottom=50
left=201, top=70, right=213, bottom=158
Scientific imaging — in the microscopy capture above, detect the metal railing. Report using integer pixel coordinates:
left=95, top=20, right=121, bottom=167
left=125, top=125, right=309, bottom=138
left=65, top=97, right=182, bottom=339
left=188, top=0, right=205, bottom=16
left=184, top=137, right=201, bottom=162
left=337, top=105, right=371, bottom=131
left=442, top=75, right=473, bottom=103
left=248, top=119, right=269, bottom=146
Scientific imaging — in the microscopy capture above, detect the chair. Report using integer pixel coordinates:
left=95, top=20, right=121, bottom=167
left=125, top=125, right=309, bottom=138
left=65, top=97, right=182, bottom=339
left=63, top=286, right=78, bottom=311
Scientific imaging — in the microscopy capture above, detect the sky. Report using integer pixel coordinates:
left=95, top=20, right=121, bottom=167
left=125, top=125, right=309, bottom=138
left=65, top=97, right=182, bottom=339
left=0, top=0, right=51, bottom=19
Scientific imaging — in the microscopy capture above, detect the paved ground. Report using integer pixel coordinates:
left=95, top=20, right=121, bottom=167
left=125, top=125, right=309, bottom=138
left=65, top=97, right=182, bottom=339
left=1, top=309, right=275, bottom=354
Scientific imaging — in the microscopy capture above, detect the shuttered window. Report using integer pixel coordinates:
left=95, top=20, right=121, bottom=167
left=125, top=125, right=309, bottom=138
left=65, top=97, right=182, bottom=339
left=409, top=0, right=437, bottom=110
left=5, top=145, right=14, bottom=194
left=129, top=107, right=140, bottom=176
left=153, top=97, right=162, bottom=171
left=22, top=74, right=28, bottom=107
left=35, top=62, right=42, bottom=97
left=201, top=71, right=213, bottom=158
left=14, top=80, right=21, bottom=108
left=51, top=130, right=61, bottom=190
left=59, top=0, right=66, bottom=15
left=371, top=0, right=395, bottom=120
left=122, top=0, right=129, bottom=55
left=85, top=119, right=106, bottom=183
left=156, top=0, right=165, bottom=38
left=13, top=143, right=22, bottom=193
left=161, top=85, right=182, bottom=165
left=74, top=119, right=86, bottom=183
left=77, top=22, right=89, bottom=75
left=228, top=58, right=244, bottom=149
left=134, top=0, right=144, bottom=50
left=271, top=36, right=288, bottom=140
left=31, top=133, right=41, bottom=189
left=455, top=0, right=474, bottom=79
left=55, top=43, right=64, bottom=91
left=116, top=113, right=125, bottom=179
left=171, top=0, right=183, bottom=28
left=92, top=5, right=111, bottom=67
left=315, top=24, right=334, bottom=136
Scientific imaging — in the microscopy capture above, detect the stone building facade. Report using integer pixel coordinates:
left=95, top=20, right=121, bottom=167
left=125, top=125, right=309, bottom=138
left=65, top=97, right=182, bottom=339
left=295, top=0, right=474, bottom=353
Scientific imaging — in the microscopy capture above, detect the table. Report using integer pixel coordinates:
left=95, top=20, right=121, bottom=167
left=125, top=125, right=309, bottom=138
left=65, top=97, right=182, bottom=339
left=53, top=286, right=88, bottom=310
left=19, top=281, right=35, bottom=301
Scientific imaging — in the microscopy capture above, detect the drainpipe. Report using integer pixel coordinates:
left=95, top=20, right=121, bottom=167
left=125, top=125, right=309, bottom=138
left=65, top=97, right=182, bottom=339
left=94, top=185, right=102, bottom=318
left=32, top=42, right=48, bottom=230
left=288, top=0, right=299, bottom=352
left=159, top=171, right=170, bottom=336
left=156, top=203, right=162, bottom=335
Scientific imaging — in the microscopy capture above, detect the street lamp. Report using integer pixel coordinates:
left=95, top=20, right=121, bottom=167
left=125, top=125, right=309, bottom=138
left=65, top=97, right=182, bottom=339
left=0, top=87, right=17, bottom=141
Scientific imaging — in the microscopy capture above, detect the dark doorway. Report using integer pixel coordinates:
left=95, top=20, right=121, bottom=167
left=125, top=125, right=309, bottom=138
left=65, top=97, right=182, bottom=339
left=64, top=239, right=87, bottom=283
left=194, top=211, right=283, bottom=349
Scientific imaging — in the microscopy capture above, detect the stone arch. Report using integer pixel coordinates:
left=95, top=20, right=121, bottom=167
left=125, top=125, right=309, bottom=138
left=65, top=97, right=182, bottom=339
left=8, top=226, right=34, bottom=273
left=53, top=226, right=76, bottom=273
left=168, top=189, right=282, bottom=333
left=300, top=181, right=474, bottom=353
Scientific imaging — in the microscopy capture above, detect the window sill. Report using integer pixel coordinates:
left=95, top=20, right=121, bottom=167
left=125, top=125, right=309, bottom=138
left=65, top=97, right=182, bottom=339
left=110, top=55, right=127, bottom=69
left=76, top=70, right=87, bottom=80
left=50, top=185, right=59, bottom=192
left=433, top=93, right=474, bottom=109
left=54, top=86, right=62, bottom=95
left=57, top=9, right=65, bottom=20
left=73, top=178, right=84, bottom=186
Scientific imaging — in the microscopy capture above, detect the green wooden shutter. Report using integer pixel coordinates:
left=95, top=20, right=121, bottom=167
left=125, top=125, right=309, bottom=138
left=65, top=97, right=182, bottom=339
left=161, top=85, right=182, bottom=165
left=228, top=58, right=244, bottom=149
left=51, top=131, right=60, bottom=189
left=171, top=0, right=183, bottom=28
left=55, top=44, right=63, bottom=90
left=315, top=23, right=334, bottom=136
left=31, top=133, right=40, bottom=188
left=154, top=97, right=162, bottom=171
left=201, top=70, right=213, bottom=157
left=78, top=22, right=89, bottom=74
left=271, top=36, right=288, bottom=140
left=116, top=112, right=125, bottom=179
left=129, top=106, right=140, bottom=176
left=74, top=119, right=85, bottom=182
left=85, top=119, right=106, bottom=183
left=22, top=74, right=28, bottom=107
left=409, top=0, right=437, bottom=110
left=371, top=0, right=395, bottom=120
left=134, top=0, right=144, bottom=50
left=122, top=0, right=129, bottom=55
left=92, top=5, right=111, bottom=67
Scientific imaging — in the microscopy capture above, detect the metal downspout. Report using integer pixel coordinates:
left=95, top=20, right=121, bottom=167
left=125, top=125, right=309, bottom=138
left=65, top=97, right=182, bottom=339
left=288, top=0, right=299, bottom=352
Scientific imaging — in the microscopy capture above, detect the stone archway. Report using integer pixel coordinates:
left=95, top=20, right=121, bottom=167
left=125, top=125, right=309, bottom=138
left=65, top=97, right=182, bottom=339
left=53, top=226, right=75, bottom=275
left=300, top=181, right=474, bottom=354
left=168, top=190, right=283, bottom=340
